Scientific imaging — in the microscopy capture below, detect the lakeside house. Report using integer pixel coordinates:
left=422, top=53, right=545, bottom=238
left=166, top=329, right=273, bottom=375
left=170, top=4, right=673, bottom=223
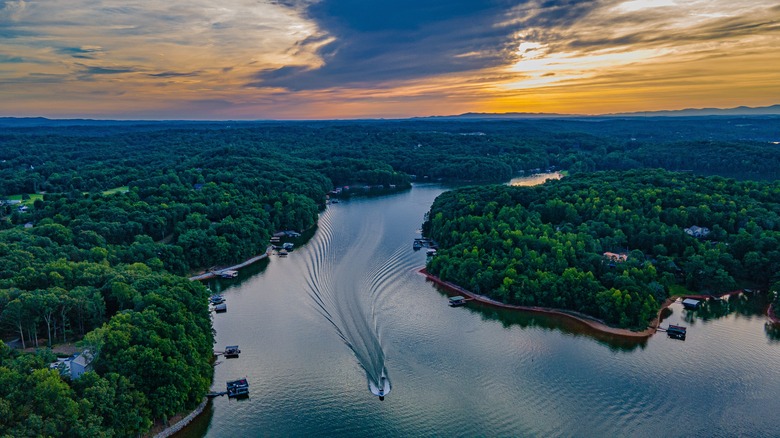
left=603, top=252, right=628, bottom=263
left=684, top=225, right=710, bottom=238
left=50, top=350, right=94, bottom=380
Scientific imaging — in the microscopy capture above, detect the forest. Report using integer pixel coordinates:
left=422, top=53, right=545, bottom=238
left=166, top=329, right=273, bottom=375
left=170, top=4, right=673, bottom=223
left=0, top=116, right=778, bottom=435
left=424, top=169, right=780, bottom=329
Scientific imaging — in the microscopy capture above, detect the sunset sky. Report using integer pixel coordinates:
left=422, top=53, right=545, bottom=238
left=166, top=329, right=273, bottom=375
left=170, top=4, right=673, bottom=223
left=1, top=0, right=779, bottom=119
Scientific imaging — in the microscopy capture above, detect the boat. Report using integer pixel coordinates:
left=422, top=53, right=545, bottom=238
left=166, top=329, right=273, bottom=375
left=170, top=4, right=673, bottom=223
left=209, top=294, right=225, bottom=305
left=224, top=345, right=240, bottom=358
left=278, top=249, right=288, bottom=257
left=413, top=240, right=422, bottom=250
left=448, top=296, right=466, bottom=307
left=226, top=378, right=249, bottom=398
left=214, top=303, right=227, bottom=313
left=282, top=242, right=294, bottom=250
left=219, top=270, right=239, bottom=278
left=369, top=372, right=391, bottom=400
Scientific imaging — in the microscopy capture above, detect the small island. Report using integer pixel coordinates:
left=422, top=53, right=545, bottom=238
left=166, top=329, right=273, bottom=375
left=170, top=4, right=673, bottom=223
left=423, top=169, right=780, bottom=331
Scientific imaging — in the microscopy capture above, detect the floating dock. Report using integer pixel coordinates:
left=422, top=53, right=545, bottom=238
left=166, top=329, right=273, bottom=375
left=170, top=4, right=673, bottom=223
left=223, top=345, right=240, bottom=358
left=227, top=378, right=249, bottom=398
left=666, top=324, right=687, bottom=340
left=449, top=296, right=467, bottom=307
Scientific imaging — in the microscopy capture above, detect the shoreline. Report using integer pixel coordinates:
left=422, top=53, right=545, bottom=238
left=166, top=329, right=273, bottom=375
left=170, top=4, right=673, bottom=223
left=188, top=246, right=272, bottom=281
left=419, top=268, right=669, bottom=339
left=149, top=399, right=208, bottom=438
left=162, top=247, right=271, bottom=436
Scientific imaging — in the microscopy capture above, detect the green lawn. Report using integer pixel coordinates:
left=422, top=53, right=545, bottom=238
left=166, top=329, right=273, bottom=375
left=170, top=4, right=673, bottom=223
left=668, top=284, right=695, bottom=297
left=102, top=186, right=129, bottom=195
left=5, top=193, right=43, bottom=205
left=5, top=187, right=127, bottom=206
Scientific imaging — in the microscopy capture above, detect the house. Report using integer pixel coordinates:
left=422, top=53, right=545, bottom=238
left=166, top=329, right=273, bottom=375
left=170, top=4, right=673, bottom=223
left=50, top=350, right=93, bottom=379
left=684, top=226, right=710, bottom=238
left=24, top=222, right=33, bottom=228
left=69, top=351, right=93, bottom=379
left=603, top=252, right=628, bottom=263
left=18, top=205, right=28, bottom=213
left=682, top=298, right=701, bottom=310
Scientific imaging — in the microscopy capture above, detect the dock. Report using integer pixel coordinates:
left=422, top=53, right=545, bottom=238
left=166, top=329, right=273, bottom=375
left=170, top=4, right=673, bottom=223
left=661, top=324, right=687, bottom=340
left=187, top=248, right=272, bottom=281
left=449, top=296, right=472, bottom=307
left=227, top=378, right=249, bottom=398
left=223, top=345, right=240, bottom=358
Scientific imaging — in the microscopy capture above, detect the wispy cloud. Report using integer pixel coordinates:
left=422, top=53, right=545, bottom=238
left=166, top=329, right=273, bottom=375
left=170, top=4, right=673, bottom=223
left=0, top=0, right=778, bottom=118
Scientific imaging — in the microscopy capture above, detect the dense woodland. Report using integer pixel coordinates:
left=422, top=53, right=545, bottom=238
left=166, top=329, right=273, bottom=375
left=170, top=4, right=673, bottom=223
left=424, top=170, right=780, bottom=329
left=0, top=117, right=778, bottom=435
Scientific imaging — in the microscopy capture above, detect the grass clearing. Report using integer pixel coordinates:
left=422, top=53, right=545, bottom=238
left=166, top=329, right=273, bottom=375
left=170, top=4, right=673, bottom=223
left=102, top=186, right=129, bottom=195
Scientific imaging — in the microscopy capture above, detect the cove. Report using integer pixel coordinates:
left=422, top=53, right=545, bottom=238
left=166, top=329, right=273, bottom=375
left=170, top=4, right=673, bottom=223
left=180, top=184, right=780, bottom=437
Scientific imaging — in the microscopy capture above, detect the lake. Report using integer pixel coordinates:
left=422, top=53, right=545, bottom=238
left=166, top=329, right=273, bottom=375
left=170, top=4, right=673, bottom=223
left=180, top=184, right=780, bottom=437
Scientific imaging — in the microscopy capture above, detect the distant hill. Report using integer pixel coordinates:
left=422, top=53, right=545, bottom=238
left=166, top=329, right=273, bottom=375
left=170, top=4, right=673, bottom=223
left=420, top=104, right=780, bottom=120
left=0, top=117, right=158, bottom=127
left=418, top=112, right=583, bottom=120
left=607, top=104, right=780, bottom=117
left=1, top=104, right=778, bottom=126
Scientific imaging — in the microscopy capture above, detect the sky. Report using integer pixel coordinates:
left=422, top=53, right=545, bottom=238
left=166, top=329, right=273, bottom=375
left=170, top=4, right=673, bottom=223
left=1, top=0, right=779, bottom=119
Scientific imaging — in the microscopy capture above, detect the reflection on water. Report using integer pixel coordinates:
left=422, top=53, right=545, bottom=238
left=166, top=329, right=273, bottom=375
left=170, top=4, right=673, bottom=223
left=429, top=281, right=650, bottom=352
left=682, top=293, right=770, bottom=325
left=765, top=322, right=780, bottom=342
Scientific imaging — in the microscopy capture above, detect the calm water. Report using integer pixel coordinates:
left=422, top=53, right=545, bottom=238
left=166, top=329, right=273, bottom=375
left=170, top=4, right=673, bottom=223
left=181, top=184, right=780, bottom=437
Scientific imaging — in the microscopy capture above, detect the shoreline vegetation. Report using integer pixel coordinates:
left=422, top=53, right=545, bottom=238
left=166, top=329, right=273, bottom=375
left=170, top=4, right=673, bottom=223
left=423, top=170, right=780, bottom=332
left=420, top=269, right=764, bottom=339
left=420, top=268, right=658, bottom=338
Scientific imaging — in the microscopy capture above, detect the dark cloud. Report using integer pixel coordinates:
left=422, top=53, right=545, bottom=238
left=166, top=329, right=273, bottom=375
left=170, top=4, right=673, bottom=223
left=0, top=73, right=68, bottom=84
left=0, top=54, right=25, bottom=63
left=250, top=0, right=534, bottom=90
left=75, top=65, right=139, bottom=81
left=56, top=46, right=103, bottom=60
left=148, top=71, right=202, bottom=78
left=80, top=66, right=136, bottom=75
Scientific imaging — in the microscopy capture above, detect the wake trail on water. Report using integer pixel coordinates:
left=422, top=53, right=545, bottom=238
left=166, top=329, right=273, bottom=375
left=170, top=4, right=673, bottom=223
left=302, top=207, right=415, bottom=396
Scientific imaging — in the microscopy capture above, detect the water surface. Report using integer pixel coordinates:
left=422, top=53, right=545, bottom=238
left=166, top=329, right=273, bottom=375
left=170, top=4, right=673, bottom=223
left=183, top=184, right=780, bottom=437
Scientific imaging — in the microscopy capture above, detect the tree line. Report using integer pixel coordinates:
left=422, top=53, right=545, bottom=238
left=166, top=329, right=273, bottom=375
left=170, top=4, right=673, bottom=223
left=424, top=169, right=780, bottom=329
left=0, top=118, right=778, bottom=435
